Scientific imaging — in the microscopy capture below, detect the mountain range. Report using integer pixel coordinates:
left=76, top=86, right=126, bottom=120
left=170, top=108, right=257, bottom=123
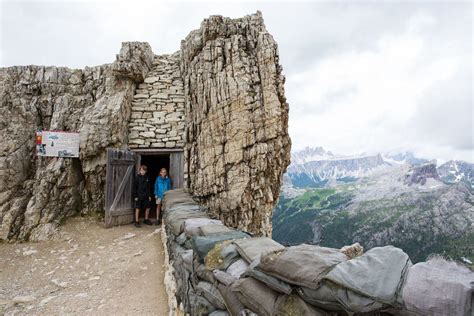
left=284, top=146, right=473, bottom=190
left=274, top=147, right=474, bottom=264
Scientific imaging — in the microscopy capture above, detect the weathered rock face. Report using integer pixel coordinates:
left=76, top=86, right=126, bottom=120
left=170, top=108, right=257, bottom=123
left=0, top=42, right=154, bottom=240
left=180, top=12, right=291, bottom=236
left=0, top=12, right=290, bottom=240
left=404, top=163, right=440, bottom=186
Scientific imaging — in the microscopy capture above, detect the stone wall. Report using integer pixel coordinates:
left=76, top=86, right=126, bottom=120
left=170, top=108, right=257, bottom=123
left=128, top=53, right=186, bottom=149
left=180, top=12, right=291, bottom=237
left=0, top=42, right=154, bottom=240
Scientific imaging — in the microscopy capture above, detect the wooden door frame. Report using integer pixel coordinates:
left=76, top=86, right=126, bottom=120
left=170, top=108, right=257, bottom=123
left=131, top=148, right=184, bottom=189
left=104, top=148, right=136, bottom=228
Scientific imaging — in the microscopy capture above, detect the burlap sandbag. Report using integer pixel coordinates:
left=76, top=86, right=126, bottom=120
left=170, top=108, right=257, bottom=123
left=230, top=277, right=280, bottom=316
left=205, top=240, right=241, bottom=271
left=192, top=231, right=250, bottom=261
left=274, top=294, right=329, bottom=316
left=196, top=281, right=227, bottom=310
left=258, top=244, right=348, bottom=289
left=213, top=270, right=238, bottom=286
left=166, top=210, right=209, bottom=236
left=218, top=283, right=247, bottom=316
left=226, top=258, right=249, bottom=279
left=208, top=311, right=229, bottom=316
left=324, top=245, right=411, bottom=311
left=200, top=224, right=232, bottom=236
left=183, top=218, right=224, bottom=237
left=188, top=291, right=217, bottom=315
left=243, top=259, right=292, bottom=295
left=233, top=237, right=284, bottom=263
left=401, top=257, right=474, bottom=316
left=297, top=283, right=345, bottom=312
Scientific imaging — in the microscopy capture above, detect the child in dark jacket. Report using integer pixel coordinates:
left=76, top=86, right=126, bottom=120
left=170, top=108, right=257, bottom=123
left=154, top=168, right=171, bottom=225
left=133, top=165, right=153, bottom=227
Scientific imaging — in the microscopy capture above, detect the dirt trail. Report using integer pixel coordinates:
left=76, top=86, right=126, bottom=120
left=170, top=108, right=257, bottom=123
left=0, top=217, right=169, bottom=315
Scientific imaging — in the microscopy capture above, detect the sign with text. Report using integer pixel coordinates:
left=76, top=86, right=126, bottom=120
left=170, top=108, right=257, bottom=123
left=36, top=131, right=80, bottom=158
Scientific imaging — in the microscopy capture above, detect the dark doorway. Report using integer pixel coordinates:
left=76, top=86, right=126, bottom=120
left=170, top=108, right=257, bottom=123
left=139, top=154, right=170, bottom=219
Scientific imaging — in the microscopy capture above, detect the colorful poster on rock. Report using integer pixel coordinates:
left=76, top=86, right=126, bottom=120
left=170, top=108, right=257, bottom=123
left=36, top=131, right=80, bottom=158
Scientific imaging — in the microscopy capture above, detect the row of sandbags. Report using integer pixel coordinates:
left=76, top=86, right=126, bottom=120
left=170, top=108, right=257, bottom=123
left=162, top=190, right=474, bottom=316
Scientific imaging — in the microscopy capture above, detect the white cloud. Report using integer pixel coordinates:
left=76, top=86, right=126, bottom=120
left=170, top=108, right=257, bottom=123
left=287, top=10, right=472, bottom=162
left=1, top=1, right=472, bottom=162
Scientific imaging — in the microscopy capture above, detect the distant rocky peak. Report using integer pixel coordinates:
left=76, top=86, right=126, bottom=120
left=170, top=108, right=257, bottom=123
left=438, top=160, right=474, bottom=188
left=383, top=151, right=430, bottom=166
left=291, top=146, right=335, bottom=164
left=404, top=163, right=440, bottom=186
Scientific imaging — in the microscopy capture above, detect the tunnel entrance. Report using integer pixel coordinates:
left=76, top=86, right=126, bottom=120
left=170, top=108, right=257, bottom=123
left=104, top=148, right=184, bottom=227
left=139, top=153, right=170, bottom=220
left=134, top=150, right=184, bottom=220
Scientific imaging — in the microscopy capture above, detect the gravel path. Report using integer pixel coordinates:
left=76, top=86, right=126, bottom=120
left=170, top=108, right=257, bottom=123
left=0, top=217, right=169, bottom=315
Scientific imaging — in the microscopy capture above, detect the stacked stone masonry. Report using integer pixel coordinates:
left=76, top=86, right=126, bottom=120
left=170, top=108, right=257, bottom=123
left=128, top=53, right=185, bottom=149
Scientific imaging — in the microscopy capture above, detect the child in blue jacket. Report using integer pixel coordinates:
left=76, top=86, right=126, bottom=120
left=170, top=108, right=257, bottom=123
left=154, top=167, right=171, bottom=225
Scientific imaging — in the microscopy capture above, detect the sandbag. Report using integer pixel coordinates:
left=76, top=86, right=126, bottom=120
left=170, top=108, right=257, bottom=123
left=218, top=283, right=247, bottom=316
left=258, top=244, right=347, bottom=289
left=213, top=270, right=238, bottom=286
left=243, top=259, right=292, bottom=295
left=167, top=210, right=209, bottom=236
left=401, top=257, right=474, bottom=316
left=187, top=291, right=217, bottom=316
left=233, top=237, right=285, bottom=263
left=183, top=238, right=194, bottom=250
left=181, top=249, right=194, bottom=273
left=274, top=294, right=329, bottom=316
left=209, top=311, right=229, bottom=316
left=176, top=232, right=187, bottom=246
left=196, top=281, right=227, bottom=310
left=231, top=277, right=280, bottom=316
left=200, top=224, right=232, bottom=236
left=184, top=218, right=224, bottom=237
left=324, top=245, right=411, bottom=312
left=192, top=231, right=250, bottom=261
left=226, top=258, right=249, bottom=279
left=205, top=240, right=241, bottom=271
left=297, top=284, right=345, bottom=312
left=194, top=257, right=217, bottom=284
left=167, top=203, right=200, bottom=213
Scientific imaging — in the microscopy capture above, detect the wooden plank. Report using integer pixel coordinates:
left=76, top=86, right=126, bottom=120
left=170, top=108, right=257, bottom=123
left=133, top=148, right=184, bottom=154
left=104, top=148, right=136, bottom=228
left=170, top=152, right=184, bottom=189
left=109, top=164, right=134, bottom=213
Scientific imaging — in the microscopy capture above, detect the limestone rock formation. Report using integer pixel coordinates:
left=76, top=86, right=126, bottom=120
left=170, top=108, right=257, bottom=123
left=180, top=12, right=291, bottom=236
left=0, top=42, right=154, bottom=240
left=404, top=162, right=440, bottom=186
left=0, top=12, right=290, bottom=240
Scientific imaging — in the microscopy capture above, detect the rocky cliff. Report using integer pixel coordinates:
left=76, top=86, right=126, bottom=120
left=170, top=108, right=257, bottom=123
left=180, top=12, right=291, bottom=236
left=0, top=43, right=154, bottom=240
left=0, top=12, right=290, bottom=240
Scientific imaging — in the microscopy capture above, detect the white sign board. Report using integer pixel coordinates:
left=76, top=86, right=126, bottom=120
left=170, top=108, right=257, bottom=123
left=36, top=131, right=80, bottom=158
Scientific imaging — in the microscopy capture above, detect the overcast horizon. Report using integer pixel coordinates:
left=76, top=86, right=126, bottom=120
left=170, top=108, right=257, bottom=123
left=1, top=0, right=472, bottom=163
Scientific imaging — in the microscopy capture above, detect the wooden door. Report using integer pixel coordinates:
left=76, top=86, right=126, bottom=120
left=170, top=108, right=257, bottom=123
left=169, top=152, right=184, bottom=189
left=104, top=148, right=136, bottom=228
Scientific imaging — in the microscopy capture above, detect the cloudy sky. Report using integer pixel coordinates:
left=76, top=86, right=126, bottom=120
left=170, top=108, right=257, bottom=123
left=1, top=0, right=472, bottom=162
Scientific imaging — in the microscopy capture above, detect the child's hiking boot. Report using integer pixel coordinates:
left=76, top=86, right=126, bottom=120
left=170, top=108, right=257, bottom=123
left=144, top=219, right=152, bottom=225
